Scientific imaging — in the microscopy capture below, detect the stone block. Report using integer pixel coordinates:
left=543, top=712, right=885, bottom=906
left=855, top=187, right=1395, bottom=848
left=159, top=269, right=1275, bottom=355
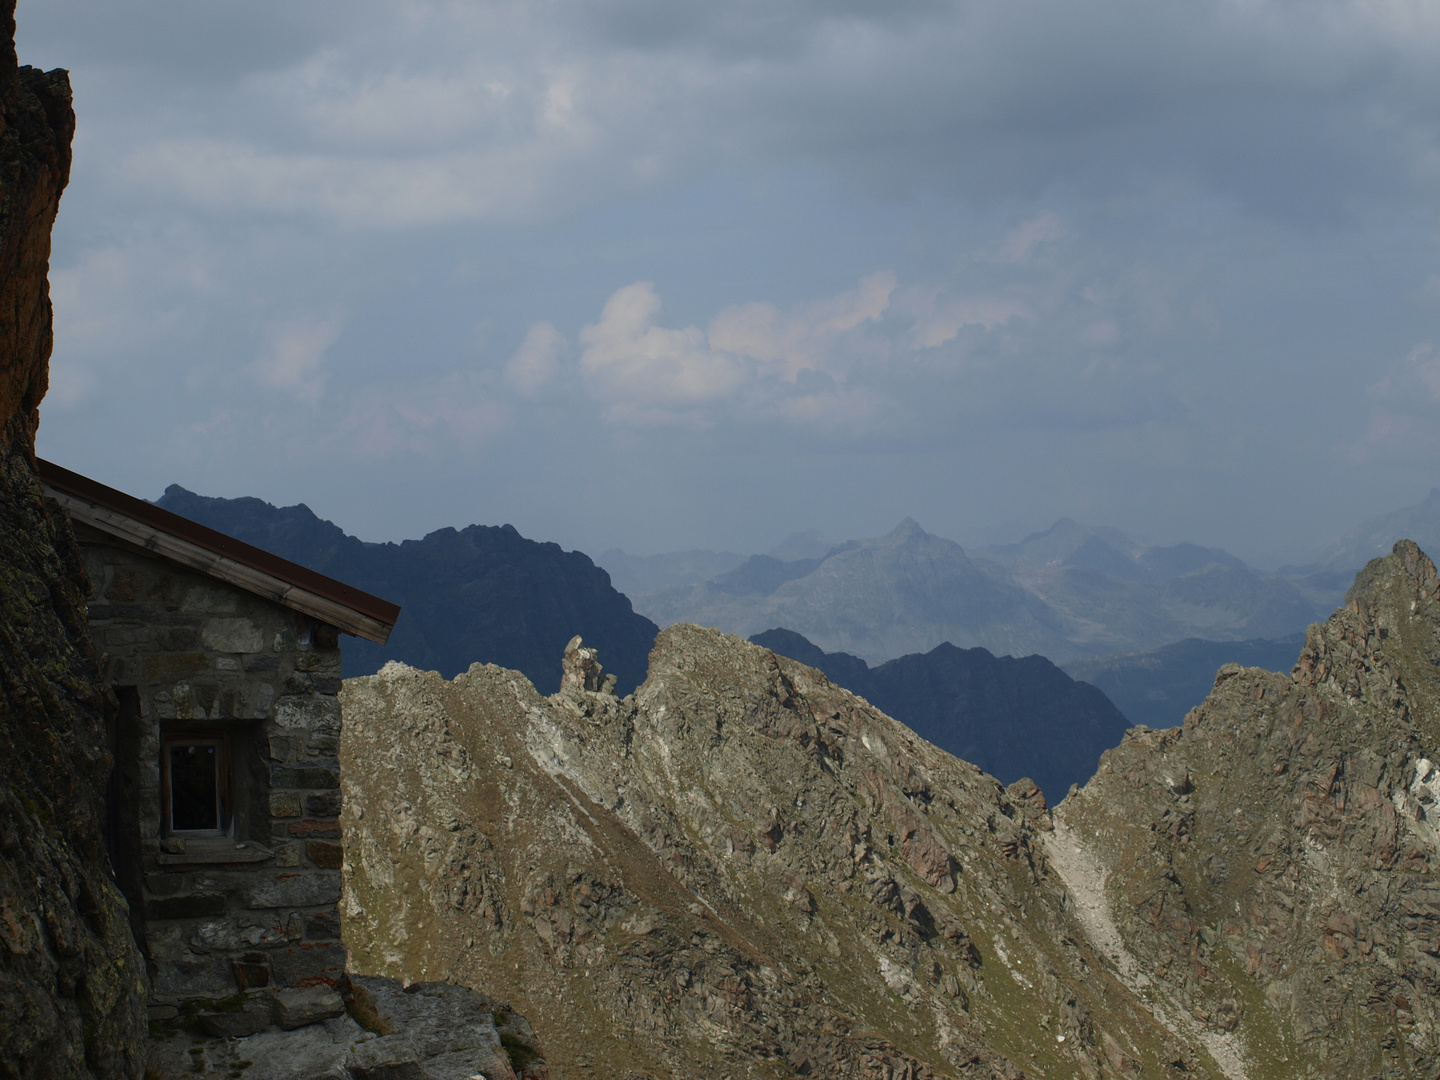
left=273, top=843, right=302, bottom=868
left=270, top=791, right=303, bottom=818
left=274, top=695, right=342, bottom=730
left=244, top=872, right=341, bottom=910
left=105, top=626, right=150, bottom=646
left=270, top=766, right=340, bottom=790
left=294, top=651, right=342, bottom=673
left=306, top=841, right=343, bottom=869
left=232, top=957, right=271, bottom=989
left=144, top=871, right=195, bottom=897
left=310, top=675, right=343, bottom=695
left=246, top=654, right=280, bottom=672
left=274, top=985, right=346, bottom=1027
left=305, top=793, right=342, bottom=818
left=182, top=585, right=240, bottom=613
left=288, top=820, right=341, bottom=839
left=203, top=617, right=266, bottom=653
left=302, top=735, right=339, bottom=758
left=145, top=893, right=227, bottom=921
left=190, top=918, right=286, bottom=954
left=145, top=925, right=187, bottom=961
left=198, top=1001, right=273, bottom=1039
left=151, top=956, right=234, bottom=1001
left=272, top=943, right=348, bottom=988
left=143, top=652, right=209, bottom=682
left=304, top=911, right=341, bottom=940
left=155, top=626, right=200, bottom=650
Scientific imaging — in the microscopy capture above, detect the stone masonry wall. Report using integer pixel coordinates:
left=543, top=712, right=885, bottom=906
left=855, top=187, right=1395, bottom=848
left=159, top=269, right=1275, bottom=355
left=78, top=532, right=347, bottom=1015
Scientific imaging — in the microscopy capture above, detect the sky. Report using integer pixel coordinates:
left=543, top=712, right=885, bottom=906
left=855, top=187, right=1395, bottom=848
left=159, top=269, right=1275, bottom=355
left=20, top=0, right=1440, bottom=566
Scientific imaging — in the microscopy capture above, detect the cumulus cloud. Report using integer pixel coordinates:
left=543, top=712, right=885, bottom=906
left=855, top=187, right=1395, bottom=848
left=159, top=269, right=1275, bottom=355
left=579, top=282, right=749, bottom=422
left=577, top=274, right=900, bottom=426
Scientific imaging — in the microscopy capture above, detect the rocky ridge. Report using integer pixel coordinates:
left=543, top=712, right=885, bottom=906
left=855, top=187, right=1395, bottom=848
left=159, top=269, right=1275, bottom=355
left=750, top=628, right=1131, bottom=801
left=340, top=630, right=1231, bottom=1079
left=1058, top=540, right=1440, bottom=1078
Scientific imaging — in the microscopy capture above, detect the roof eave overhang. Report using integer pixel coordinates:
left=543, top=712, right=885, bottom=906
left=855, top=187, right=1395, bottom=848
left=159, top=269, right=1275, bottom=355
left=38, top=462, right=399, bottom=645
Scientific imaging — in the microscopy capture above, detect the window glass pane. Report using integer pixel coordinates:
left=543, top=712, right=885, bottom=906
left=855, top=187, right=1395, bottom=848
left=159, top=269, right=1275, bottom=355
left=170, top=744, right=218, bottom=831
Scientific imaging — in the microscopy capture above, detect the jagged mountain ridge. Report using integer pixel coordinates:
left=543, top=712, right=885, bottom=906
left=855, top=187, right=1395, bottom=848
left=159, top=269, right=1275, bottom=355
left=340, top=629, right=1229, bottom=1079
left=340, top=542, right=1440, bottom=1078
left=1055, top=540, right=1440, bottom=1077
left=155, top=486, right=659, bottom=695
left=620, top=517, right=1321, bottom=666
left=749, top=627, right=1131, bottom=801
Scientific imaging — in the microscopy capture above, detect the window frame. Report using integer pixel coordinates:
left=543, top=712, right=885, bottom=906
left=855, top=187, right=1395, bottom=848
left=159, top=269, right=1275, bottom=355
left=160, top=732, right=231, bottom=838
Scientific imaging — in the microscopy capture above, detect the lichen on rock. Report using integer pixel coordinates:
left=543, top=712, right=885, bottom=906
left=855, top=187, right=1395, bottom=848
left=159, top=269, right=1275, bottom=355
left=0, top=1, right=149, bottom=1075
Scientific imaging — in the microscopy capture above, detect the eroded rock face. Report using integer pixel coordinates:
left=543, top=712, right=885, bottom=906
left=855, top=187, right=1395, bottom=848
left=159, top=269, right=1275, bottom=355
left=340, top=628, right=1230, bottom=1079
left=0, top=3, right=149, bottom=1076
left=0, top=3, right=72, bottom=452
left=1059, top=539, right=1440, bottom=1078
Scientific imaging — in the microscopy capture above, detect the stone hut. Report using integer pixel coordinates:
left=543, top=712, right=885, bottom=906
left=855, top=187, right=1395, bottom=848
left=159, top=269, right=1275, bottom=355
left=38, top=460, right=400, bottom=1021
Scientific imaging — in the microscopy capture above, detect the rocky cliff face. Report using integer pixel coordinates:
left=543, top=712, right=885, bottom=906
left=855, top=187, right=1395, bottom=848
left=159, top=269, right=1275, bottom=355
left=340, top=628, right=1231, bottom=1079
left=0, top=4, right=149, bottom=1075
left=1058, top=540, right=1440, bottom=1078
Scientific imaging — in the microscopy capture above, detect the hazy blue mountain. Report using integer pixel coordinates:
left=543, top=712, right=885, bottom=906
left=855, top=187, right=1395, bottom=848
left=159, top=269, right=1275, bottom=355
left=596, top=548, right=747, bottom=596
left=767, top=529, right=836, bottom=562
left=633, top=517, right=1320, bottom=665
left=750, top=628, right=1131, bottom=802
left=156, top=487, right=659, bottom=694
left=1307, top=488, right=1440, bottom=572
left=643, top=518, right=1075, bottom=663
left=973, top=517, right=1141, bottom=567
left=1061, top=633, right=1307, bottom=731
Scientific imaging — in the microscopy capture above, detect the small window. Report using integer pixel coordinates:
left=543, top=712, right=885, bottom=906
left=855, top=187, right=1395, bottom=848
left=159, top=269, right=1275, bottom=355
left=161, top=735, right=229, bottom=836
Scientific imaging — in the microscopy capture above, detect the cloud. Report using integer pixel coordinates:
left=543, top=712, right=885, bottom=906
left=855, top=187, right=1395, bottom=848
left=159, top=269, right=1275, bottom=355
left=579, top=282, right=749, bottom=421
left=505, top=322, right=570, bottom=396
left=251, top=317, right=343, bottom=404
left=577, top=273, right=900, bottom=425
left=34, top=0, right=1440, bottom=228
left=995, top=213, right=1067, bottom=265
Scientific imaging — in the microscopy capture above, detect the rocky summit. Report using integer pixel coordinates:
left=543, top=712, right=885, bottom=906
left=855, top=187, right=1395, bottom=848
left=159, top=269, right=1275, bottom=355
left=340, top=632, right=1220, bottom=1079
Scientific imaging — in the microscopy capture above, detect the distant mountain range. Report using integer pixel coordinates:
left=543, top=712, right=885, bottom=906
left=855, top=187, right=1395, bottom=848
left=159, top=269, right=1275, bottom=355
left=749, top=627, right=1130, bottom=801
left=155, top=487, right=659, bottom=695
left=1300, top=487, right=1440, bottom=572
left=1061, top=633, right=1307, bottom=730
left=608, top=517, right=1332, bottom=665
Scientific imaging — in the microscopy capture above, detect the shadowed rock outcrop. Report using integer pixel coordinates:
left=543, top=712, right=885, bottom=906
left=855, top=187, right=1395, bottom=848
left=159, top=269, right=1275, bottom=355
left=0, top=4, right=149, bottom=1075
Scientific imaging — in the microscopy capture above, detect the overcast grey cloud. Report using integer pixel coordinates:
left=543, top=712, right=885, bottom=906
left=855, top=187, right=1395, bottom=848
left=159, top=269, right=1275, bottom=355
left=19, top=0, right=1440, bottom=563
